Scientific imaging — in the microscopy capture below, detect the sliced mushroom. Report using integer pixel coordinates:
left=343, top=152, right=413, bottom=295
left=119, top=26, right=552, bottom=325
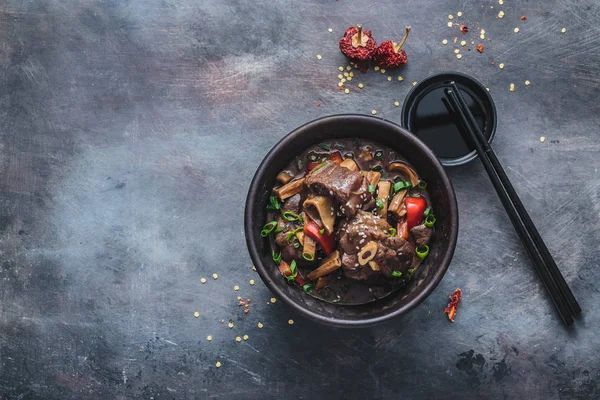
left=389, top=162, right=420, bottom=186
left=340, top=158, right=359, bottom=172
left=276, top=171, right=294, bottom=185
left=376, top=180, right=391, bottom=217
left=388, top=189, right=408, bottom=218
left=358, top=148, right=373, bottom=161
left=315, top=274, right=332, bottom=290
left=358, top=241, right=378, bottom=266
left=302, top=235, right=316, bottom=261
left=368, top=261, right=380, bottom=271
left=365, top=171, right=381, bottom=187
left=303, top=196, right=335, bottom=235
left=307, top=250, right=342, bottom=281
left=273, top=178, right=305, bottom=200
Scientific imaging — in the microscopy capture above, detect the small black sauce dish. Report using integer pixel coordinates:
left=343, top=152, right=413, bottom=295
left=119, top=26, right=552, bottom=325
left=244, top=115, right=459, bottom=328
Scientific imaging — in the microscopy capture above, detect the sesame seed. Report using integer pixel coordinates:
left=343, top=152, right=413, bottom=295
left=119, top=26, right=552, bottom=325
left=258, top=322, right=264, bottom=328
left=509, top=83, right=515, bottom=92
left=499, top=63, right=505, bottom=69
left=235, top=336, right=242, bottom=342
left=387, top=76, right=392, bottom=81
left=212, top=273, right=218, bottom=279
left=316, top=55, right=322, bottom=60
left=288, top=319, right=294, bottom=325
left=194, top=311, right=199, bottom=318
left=374, top=66, right=380, bottom=71
left=514, top=28, right=520, bottom=33
left=243, top=335, right=249, bottom=340
left=328, top=28, right=333, bottom=32
left=457, top=11, right=463, bottom=17
left=371, top=110, right=377, bottom=115
left=460, top=40, right=466, bottom=46
left=358, top=83, right=364, bottom=89
left=216, top=361, right=221, bottom=368
left=448, top=14, right=454, bottom=20
left=228, top=322, right=234, bottom=328
left=561, top=28, right=567, bottom=33
left=456, top=54, right=462, bottom=59
left=454, top=49, right=460, bottom=54
left=447, top=22, right=453, bottom=27
left=525, top=80, right=531, bottom=86
left=345, top=88, right=350, bottom=94
left=498, top=11, right=504, bottom=18
left=540, top=136, right=546, bottom=142
left=207, top=335, right=212, bottom=341
left=250, top=279, right=255, bottom=285
left=200, top=278, right=207, bottom=284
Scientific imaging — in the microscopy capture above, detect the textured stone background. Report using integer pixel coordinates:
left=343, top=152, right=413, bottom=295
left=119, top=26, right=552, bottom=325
left=0, top=0, right=599, bottom=398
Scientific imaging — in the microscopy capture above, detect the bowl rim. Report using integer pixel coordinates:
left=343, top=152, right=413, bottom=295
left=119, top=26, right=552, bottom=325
left=244, top=114, right=458, bottom=328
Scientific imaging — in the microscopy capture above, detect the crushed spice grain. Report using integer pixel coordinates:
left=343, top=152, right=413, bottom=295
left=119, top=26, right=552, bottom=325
left=499, top=63, right=505, bottom=69
left=258, top=322, right=264, bottom=328
left=525, top=80, right=531, bottom=86
left=561, top=28, right=567, bottom=33
left=460, top=40, right=466, bottom=46
left=215, top=361, right=221, bottom=368
left=228, top=322, right=234, bottom=328
left=243, top=335, right=249, bottom=340
left=250, top=279, right=255, bottom=285
left=498, top=11, right=505, bottom=18
left=235, top=336, right=242, bottom=342
left=444, top=288, right=462, bottom=322
left=477, top=44, right=483, bottom=53
left=394, top=101, right=400, bottom=107
left=344, top=88, right=350, bottom=94
left=358, top=83, right=364, bottom=89
left=509, top=83, right=515, bottom=92
left=514, top=28, right=520, bottom=33
left=456, top=54, right=463, bottom=59
left=442, top=39, right=448, bottom=45
left=316, top=55, right=322, bottom=60
left=200, top=278, right=207, bottom=284
left=540, top=136, right=546, bottom=142
left=270, top=297, right=276, bottom=303
left=371, top=110, right=377, bottom=115
left=457, top=11, right=463, bottom=17
left=288, top=319, right=294, bottom=325
left=212, top=273, right=218, bottom=280
left=328, top=28, right=333, bottom=32
left=387, top=76, right=392, bottom=81
left=447, top=22, right=453, bottom=28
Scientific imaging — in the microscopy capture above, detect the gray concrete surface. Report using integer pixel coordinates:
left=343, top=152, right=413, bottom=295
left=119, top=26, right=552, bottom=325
left=0, top=0, right=599, bottom=398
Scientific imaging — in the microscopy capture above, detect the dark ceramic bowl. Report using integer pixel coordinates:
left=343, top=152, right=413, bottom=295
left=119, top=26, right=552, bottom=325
left=245, top=115, right=458, bottom=328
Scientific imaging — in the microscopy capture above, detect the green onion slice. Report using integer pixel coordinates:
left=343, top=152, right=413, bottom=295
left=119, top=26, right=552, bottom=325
left=286, top=227, right=303, bottom=241
left=282, top=211, right=301, bottom=222
left=308, top=151, right=320, bottom=162
left=318, top=143, right=331, bottom=151
left=418, top=180, right=427, bottom=189
left=290, top=260, right=297, bottom=276
left=374, top=150, right=384, bottom=160
left=311, top=161, right=330, bottom=173
left=388, top=228, right=397, bottom=237
left=423, top=206, right=431, bottom=218
left=302, top=252, right=315, bottom=261
left=393, top=181, right=412, bottom=193
left=376, top=199, right=385, bottom=209
left=424, top=214, right=436, bottom=228
left=368, top=184, right=376, bottom=194
left=319, top=228, right=325, bottom=235
left=267, top=195, right=282, bottom=211
left=406, top=268, right=416, bottom=279
left=303, top=283, right=314, bottom=294
left=416, top=245, right=430, bottom=259
left=272, top=251, right=282, bottom=264
left=371, top=165, right=383, bottom=172
left=391, top=271, right=403, bottom=277
left=261, top=221, right=277, bottom=237
left=274, top=227, right=284, bottom=234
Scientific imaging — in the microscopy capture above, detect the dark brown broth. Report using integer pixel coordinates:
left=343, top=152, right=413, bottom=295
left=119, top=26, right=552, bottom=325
left=269, top=138, right=431, bottom=305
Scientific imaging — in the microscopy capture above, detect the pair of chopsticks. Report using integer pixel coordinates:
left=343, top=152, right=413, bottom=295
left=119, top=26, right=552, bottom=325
left=443, top=82, right=581, bottom=326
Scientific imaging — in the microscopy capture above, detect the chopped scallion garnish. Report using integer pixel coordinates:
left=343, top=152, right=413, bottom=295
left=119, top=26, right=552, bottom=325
left=418, top=180, right=427, bottom=189
left=290, top=260, right=297, bottom=275
left=272, top=251, right=282, bottom=264
left=371, top=165, right=383, bottom=172
left=286, top=227, right=303, bottom=241
left=424, top=214, right=436, bottom=228
left=423, top=206, right=431, bottom=218
left=261, top=221, right=277, bottom=237
left=374, top=150, right=384, bottom=160
left=303, top=283, right=314, bottom=294
left=388, top=228, right=397, bottom=237
left=302, top=252, right=314, bottom=261
left=282, top=211, right=301, bottom=222
left=393, top=181, right=412, bottom=193
left=406, top=268, right=416, bottom=278
left=416, top=245, right=430, bottom=259
left=368, top=184, right=375, bottom=194
left=391, top=271, right=403, bottom=277
left=319, top=228, right=325, bottom=234
left=274, top=227, right=284, bottom=234
left=376, top=199, right=385, bottom=209
left=267, top=195, right=282, bottom=211
left=311, top=161, right=330, bottom=173
left=318, top=143, right=331, bottom=151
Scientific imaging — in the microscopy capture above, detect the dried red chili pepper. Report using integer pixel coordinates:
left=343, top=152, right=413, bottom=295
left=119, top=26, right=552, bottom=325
left=444, top=288, right=462, bottom=322
left=476, top=44, right=483, bottom=53
left=460, top=25, right=469, bottom=33
left=373, top=26, right=411, bottom=69
left=339, top=24, right=377, bottom=62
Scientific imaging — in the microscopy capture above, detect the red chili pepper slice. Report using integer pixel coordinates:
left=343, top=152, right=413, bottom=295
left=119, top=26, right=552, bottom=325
left=397, top=218, right=409, bottom=240
left=304, top=221, right=336, bottom=255
left=405, top=197, right=427, bottom=230
left=329, top=151, right=343, bottom=164
left=444, top=288, right=462, bottom=322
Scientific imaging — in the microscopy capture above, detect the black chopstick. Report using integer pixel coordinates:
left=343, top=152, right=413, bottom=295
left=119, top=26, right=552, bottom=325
left=443, top=87, right=576, bottom=326
left=448, top=82, right=581, bottom=317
